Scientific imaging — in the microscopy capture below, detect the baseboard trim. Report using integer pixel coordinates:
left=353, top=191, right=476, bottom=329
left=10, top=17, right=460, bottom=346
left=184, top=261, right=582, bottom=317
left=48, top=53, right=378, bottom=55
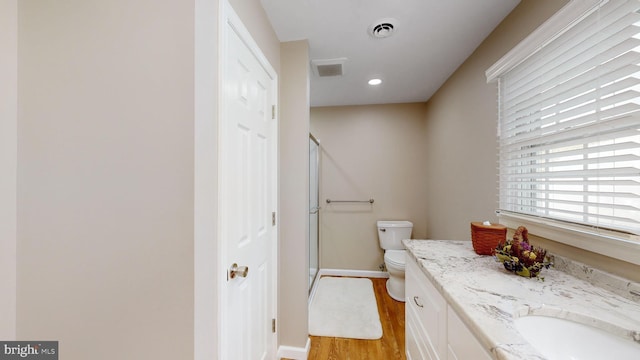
left=277, top=337, right=311, bottom=360
left=317, top=268, right=389, bottom=279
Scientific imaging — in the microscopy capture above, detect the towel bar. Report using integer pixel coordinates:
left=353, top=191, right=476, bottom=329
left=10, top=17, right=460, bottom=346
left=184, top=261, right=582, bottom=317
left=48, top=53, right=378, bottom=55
left=326, top=198, right=374, bottom=204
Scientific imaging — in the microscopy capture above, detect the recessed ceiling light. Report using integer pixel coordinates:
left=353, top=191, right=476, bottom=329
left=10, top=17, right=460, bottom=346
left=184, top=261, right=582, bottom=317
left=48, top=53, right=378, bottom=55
left=368, top=78, right=382, bottom=85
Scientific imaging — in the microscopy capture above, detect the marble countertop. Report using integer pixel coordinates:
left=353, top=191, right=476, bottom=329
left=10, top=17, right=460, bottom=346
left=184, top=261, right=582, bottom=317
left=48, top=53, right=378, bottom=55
left=404, top=239, right=640, bottom=360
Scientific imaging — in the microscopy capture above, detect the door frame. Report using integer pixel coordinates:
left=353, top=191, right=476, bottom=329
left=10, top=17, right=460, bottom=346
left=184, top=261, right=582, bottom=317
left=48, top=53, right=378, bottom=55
left=0, top=0, right=18, bottom=341
left=217, top=1, right=279, bottom=359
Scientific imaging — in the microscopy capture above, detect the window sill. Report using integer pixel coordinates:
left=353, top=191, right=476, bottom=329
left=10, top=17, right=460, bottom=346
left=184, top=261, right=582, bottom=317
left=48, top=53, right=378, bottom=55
left=497, top=212, right=640, bottom=266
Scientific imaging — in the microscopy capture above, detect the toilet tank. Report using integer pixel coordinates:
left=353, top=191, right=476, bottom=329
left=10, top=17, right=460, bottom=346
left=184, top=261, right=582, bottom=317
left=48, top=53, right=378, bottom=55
left=377, top=221, right=413, bottom=250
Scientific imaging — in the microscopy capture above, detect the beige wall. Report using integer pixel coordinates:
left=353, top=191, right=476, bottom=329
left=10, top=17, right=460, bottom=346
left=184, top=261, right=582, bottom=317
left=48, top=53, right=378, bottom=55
left=17, top=1, right=194, bottom=359
left=422, top=0, right=570, bottom=241
left=423, top=0, right=640, bottom=281
left=311, top=103, right=428, bottom=270
left=279, top=40, right=311, bottom=350
left=0, top=0, right=17, bottom=341
left=14, top=0, right=302, bottom=358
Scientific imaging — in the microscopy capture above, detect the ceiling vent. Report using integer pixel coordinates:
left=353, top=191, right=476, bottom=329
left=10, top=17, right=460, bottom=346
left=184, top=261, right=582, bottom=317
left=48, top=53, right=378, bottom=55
left=311, top=58, right=347, bottom=77
left=369, top=18, right=398, bottom=39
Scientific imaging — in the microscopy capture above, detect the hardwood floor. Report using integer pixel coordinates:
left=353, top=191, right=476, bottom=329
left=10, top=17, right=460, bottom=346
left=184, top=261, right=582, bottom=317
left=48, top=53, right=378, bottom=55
left=306, top=277, right=406, bottom=360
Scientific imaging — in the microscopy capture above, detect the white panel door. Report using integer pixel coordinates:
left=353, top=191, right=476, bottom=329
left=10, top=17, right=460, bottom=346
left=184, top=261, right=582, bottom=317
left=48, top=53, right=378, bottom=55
left=219, top=3, right=277, bottom=359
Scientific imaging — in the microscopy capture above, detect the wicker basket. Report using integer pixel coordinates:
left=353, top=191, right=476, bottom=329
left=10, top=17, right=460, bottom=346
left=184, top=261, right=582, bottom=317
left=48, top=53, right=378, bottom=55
left=470, top=222, right=507, bottom=255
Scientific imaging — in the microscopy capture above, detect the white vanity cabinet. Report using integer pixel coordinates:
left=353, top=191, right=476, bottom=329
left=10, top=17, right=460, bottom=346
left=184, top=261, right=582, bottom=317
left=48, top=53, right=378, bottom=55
left=406, top=254, right=447, bottom=359
left=406, top=255, right=493, bottom=360
left=447, top=305, right=492, bottom=360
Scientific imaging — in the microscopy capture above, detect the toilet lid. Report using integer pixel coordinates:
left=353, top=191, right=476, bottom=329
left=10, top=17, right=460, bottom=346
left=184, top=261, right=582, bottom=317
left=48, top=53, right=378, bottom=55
left=384, top=250, right=406, bottom=268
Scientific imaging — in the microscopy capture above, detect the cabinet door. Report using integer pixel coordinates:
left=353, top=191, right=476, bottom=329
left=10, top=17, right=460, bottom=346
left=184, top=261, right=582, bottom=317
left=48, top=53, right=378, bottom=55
left=406, top=256, right=447, bottom=360
left=406, top=304, right=432, bottom=360
left=447, top=305, right=492, bottom=360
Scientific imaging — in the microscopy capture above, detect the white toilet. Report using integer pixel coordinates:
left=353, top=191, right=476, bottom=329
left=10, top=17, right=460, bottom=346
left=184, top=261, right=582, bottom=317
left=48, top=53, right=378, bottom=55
left=377, top=220, right=413, bottom=302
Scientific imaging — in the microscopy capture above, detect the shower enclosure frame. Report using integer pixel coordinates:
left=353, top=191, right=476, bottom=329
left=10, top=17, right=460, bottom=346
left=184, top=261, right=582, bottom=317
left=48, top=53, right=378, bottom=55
left=309, top=134, right=320, bottom=292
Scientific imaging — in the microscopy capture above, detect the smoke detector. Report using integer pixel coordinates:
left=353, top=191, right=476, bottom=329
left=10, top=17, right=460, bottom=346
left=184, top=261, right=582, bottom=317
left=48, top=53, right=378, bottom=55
left=311, top=58, right=347, bottom=77
left=369, top=18, right=398, bottom=39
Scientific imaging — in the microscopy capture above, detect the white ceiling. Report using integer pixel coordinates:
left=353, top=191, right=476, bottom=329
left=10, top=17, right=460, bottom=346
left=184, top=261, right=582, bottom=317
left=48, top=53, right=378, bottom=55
left=260, top=0, right=521, bottom=107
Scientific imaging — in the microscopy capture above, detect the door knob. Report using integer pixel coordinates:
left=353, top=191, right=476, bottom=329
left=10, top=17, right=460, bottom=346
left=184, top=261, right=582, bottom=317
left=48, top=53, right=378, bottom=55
left=229, top=263, right=249, bottom=279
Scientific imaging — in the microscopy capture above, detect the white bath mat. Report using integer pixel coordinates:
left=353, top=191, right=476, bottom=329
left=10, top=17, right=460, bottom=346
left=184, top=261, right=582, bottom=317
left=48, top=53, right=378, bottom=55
left=309, top=277, right=383, bottom=340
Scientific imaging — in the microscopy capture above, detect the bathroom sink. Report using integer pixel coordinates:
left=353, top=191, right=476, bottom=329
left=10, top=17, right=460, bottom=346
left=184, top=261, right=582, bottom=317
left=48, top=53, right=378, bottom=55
left=514, top=315, right=640, bottom=360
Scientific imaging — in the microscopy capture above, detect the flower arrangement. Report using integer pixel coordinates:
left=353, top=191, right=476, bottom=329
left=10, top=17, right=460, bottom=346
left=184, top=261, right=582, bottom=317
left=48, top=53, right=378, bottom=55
left=494, top=226, right=551, bottom=278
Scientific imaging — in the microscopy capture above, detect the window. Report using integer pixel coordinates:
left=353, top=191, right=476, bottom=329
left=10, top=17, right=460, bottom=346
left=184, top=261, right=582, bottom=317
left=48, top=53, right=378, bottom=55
left=487, top=0, right=640, bottom=264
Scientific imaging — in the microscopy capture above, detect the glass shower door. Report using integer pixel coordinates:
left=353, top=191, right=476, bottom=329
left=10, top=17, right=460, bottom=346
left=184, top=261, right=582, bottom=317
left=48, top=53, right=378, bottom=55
left=309, top=135, right=320, bottom=291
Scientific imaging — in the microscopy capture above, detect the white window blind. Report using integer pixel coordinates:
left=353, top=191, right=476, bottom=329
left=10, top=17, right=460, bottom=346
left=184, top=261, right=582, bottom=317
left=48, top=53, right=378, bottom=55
left=498, top=0, right=640, bottom=236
